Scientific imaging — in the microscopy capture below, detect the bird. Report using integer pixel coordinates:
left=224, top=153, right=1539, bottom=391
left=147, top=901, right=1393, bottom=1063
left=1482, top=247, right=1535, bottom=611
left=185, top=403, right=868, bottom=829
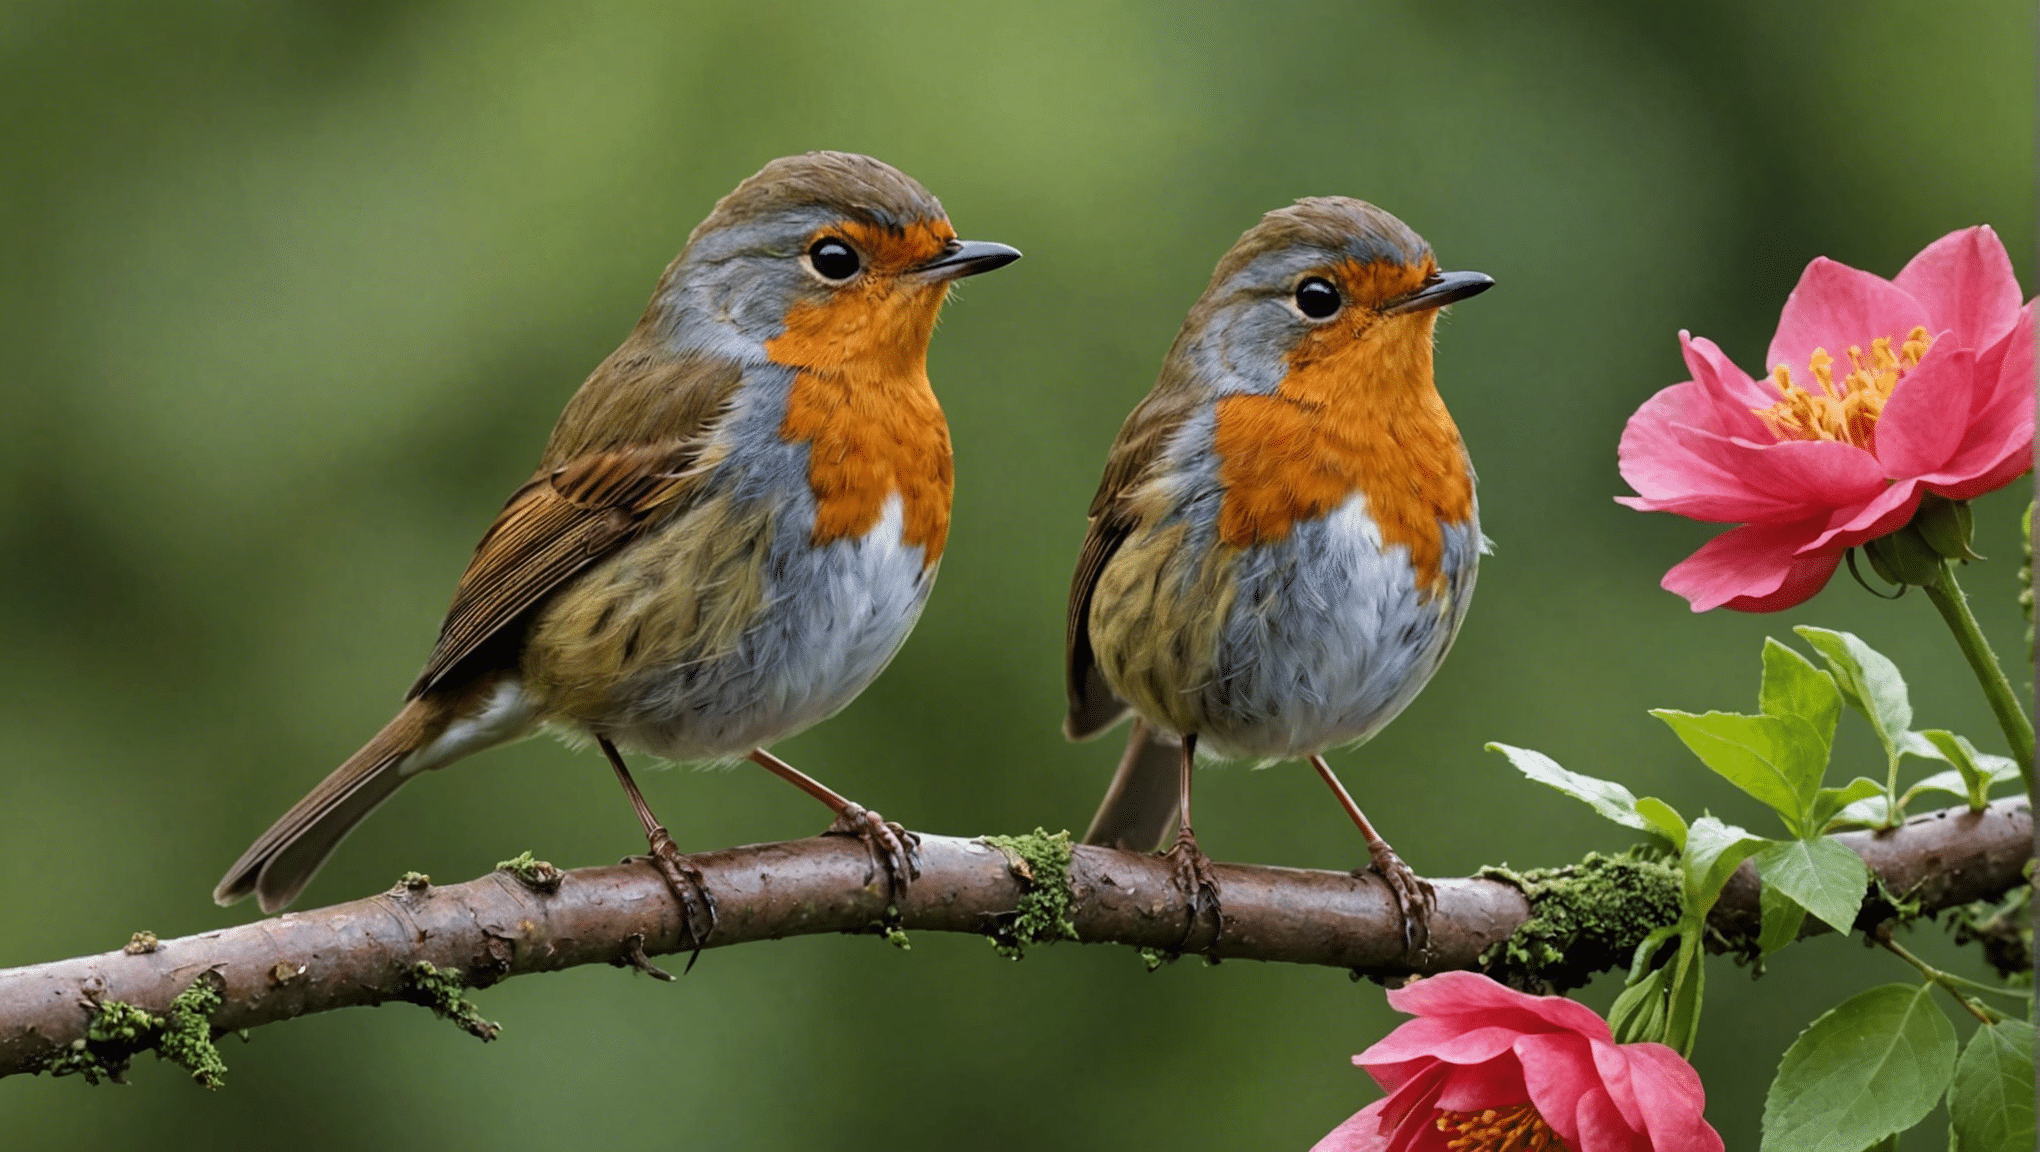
left=215, top=151, right=1020, bottom=928
left=1064, top=197, right=1490, bottom=949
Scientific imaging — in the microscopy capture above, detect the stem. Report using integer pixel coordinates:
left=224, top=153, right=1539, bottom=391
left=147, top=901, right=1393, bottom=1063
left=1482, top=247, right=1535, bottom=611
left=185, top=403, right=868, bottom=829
left=1874, top=924, right=2002, bottom=1025
left=1923, top=560, right=2036, bottom=797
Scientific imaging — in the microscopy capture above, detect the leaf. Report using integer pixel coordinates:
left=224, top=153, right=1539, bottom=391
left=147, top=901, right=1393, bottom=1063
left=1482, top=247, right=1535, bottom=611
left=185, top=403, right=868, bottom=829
left=1635, top=797, right=1687, bottom=851
left=1758, top=881, right=1809, bottom=954
left=1662, top=934, right=1707, bottom=1059
left=1762, top=983, right=1958, bottom=1152
left=1484, top=743, right=1661, bottom=835
left=1902, top=769, right=1979, bottom=807
left=1754, top=837, right=1870, bottom=934
left=1761, top=637, right=1842, bottom=749
left=1811, top=777, right=1886, bottom=831
left=1834, top=792, right=1893, bottom=829
left=1652, top=710, right=1825, bottom=836
left=1683, top=816, right=1768, bottom=914
left=1608, top=961, right=1671, bottom=1046
left=1794, top=627, right=1913, bottom=760
left=1917, top=730, right=2016, bottom=809
left=1949, top=1019, right=2035, bottom=1152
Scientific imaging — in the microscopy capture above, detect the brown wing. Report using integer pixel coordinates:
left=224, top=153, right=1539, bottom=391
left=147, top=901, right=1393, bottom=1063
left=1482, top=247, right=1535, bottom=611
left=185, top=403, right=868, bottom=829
left=1063, top=383, right=1204, bottom=740
left=407, top=344, right=743, bottom=698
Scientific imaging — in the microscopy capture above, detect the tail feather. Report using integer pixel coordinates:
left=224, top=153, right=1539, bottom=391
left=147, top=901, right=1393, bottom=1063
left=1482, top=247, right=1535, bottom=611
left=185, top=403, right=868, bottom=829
left=214, top=700, right=436, bottom=913
left=1082, top=720, right=1184, bottom=852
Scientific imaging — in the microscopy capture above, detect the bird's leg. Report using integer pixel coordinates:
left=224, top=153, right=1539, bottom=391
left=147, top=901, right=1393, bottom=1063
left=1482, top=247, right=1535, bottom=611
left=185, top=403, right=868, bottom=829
left=747, top=747, right=920, bottom=902
left=601, top=736, right=717, bottom=950
left=1162, top=733, right=1222, bottom=948
left=1311, top=754, right=1434, bottom=956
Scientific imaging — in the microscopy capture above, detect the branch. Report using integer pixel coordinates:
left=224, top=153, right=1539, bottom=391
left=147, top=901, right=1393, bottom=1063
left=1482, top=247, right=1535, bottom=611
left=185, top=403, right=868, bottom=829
left=2, top=800, right=2028, bottom=1083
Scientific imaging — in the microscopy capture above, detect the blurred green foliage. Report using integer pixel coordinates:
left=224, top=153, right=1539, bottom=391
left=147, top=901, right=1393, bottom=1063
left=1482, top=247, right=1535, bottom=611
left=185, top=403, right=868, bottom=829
left=0, top=2, right=2029, bottom=1148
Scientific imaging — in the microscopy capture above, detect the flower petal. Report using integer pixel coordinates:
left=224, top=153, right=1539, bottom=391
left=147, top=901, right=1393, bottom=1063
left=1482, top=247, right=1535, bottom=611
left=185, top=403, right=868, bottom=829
left=1873, top=345, right=1979, bottom=477
left=1515, top=1033, right=1599, bottom=1149
left=1431, top=1058, right=1529, bottom=1113
left=1920, top=305, right=2035, bottom=498
left=1767, top=257, right=1932, bottom=382
left=1664, top=427, right=1885, bottom=511
left=1680, top=331, right=1774, bottom=439
left=1624, top=1044, right=1725, bottom=1152
left=1661, top=518, right=1839, bottom=612
left=1796, top=478, right=1922, bottom=554
left=1357, top=1021, right=1527, bottom=1069
left=1617, top=384, right=1789, bottom=521
left=1589, top=1040, right=1646, bottom=1131
left=1310, top=1099, right=1394, bottom=1152
left=1384, top=972, right=1613, bottom=1041
left=1893, top=226, right=2024, bottom=351
left=1574, top=1087, right=1646, bottom=1152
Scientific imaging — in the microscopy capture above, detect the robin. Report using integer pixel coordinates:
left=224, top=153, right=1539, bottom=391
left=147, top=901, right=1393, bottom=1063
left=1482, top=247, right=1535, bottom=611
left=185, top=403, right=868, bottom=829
left=1064, top=197, right=1490, bottom=948
left=215, top=151, right=1020, bottom=929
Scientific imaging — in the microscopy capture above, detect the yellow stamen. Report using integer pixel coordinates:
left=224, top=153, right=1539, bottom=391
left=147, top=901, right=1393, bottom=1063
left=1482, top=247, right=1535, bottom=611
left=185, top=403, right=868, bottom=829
left=1434, top=1101, right=1572, bottom=1151
left=1752, top=325, right=1933, bottom=449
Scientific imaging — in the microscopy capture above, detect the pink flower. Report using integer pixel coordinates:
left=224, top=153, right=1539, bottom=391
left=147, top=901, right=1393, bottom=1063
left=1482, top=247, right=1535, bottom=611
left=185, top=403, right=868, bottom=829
left=1617, top=226, right=2034, bottom=611
left=1312, top=972, right=1721, bottom=1152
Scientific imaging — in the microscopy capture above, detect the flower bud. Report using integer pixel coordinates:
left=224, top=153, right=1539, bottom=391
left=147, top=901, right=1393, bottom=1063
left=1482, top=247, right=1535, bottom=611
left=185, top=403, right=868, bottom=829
left=1911, top=494, right=1982, bottom=562
left=1863, top=523, right=1944, bottom=587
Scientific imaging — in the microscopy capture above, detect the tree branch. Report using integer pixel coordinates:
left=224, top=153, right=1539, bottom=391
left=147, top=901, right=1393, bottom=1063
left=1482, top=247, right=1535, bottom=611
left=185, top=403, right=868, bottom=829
left=2, top=799, right=2028, bottom=1082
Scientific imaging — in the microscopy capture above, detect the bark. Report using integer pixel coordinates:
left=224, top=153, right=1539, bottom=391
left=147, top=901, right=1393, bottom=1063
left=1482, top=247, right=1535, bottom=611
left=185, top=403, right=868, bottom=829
left=0, top=799, right=2028, bottom=1080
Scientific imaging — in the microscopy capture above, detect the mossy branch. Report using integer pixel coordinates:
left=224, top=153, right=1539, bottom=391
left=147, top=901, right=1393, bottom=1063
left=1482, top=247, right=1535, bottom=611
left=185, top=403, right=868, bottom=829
left=0, top=800, right=2027, bottom=1086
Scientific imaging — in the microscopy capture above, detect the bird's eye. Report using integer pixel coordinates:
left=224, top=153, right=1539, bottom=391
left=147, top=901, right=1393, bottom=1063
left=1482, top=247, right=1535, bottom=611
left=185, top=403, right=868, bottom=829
left=807, top=237, right=861, bottom=281
left=1295, top=277, right=1341, bottom=320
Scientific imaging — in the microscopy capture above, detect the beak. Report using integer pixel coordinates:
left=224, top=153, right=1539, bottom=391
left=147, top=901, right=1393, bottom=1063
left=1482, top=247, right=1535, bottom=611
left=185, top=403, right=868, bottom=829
left=1382, top=269, right=1495, bottom=315
left=915, top=239, right=1023, bottom=281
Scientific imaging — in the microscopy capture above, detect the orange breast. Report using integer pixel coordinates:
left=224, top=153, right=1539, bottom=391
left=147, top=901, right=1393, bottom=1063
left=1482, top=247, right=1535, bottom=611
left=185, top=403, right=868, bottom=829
left=764, top=263, right=955, bottom=566
left=1212, top=303, right=1473, bottom=595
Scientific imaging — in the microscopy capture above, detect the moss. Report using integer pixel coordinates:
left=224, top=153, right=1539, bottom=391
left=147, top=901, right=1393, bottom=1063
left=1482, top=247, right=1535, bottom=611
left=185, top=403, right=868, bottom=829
left=159, top=975, right=228, bottom=1090
left=494, top=851, right=564, bottom=893
left=43, top=973, right=228, bottom=1089
left=882, top=925, right=911, bottom=951
left=401, top=962, right=501, bottom=1041
left=979, top=828, right=1079, bottom=959
left=122, top=930, right=160, bottom=955
left=1478, top=853, right=1683, bottom=993
left=394, top=870, right=432, bottom=892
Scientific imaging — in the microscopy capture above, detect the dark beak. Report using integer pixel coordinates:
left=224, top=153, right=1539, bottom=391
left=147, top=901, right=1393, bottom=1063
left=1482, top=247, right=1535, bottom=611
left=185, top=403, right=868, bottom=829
left=916, top=239, right=1023, bottom=281
left=1382, top=269, right=1495, bottom=315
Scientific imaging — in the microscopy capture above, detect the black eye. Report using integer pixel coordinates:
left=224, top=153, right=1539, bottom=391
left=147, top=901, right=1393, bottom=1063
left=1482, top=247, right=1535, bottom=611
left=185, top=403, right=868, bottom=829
left=807, top=237, right=861, bottom=280
left=1295, top=277, right=1341, bottom=319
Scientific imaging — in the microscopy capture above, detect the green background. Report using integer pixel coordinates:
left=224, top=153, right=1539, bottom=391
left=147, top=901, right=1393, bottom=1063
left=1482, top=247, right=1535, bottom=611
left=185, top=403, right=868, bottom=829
left=1, top=3, right=2030, bottom=1148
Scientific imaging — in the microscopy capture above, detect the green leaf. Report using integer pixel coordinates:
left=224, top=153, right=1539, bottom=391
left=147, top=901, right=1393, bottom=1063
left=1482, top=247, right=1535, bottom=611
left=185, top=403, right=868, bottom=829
left=1635, top=797, right=1687, bottom=850
left=1761, top=637, right=1842, bottom=749
left=1683, top=816, right=1768, bottom=914
left=1811, top=777, right=1886, bottom=831
left=1662, top=934, right=1707, bottom=1058
left=1652, top=709, right=1824, bottom=836
left=1833, top=791, right=1893, bottom=829
left=1902, top=769, right=1979, bottom=807
left=1608, top=961, right=1671, bottom=1046
left=1794, top=627, right=1913, bottom=760
left=1754, top=837, right=1870, bottom=934
left=1758, top=881, right=1809, bottom=954
left=1949, top=1019, right=2035, bottom=1152
left=1484, top=743, right=1661, bottom=835
left=1917, top=730, right=2017, bottom=809
left=1762, top=983, right=1958, bottom=1152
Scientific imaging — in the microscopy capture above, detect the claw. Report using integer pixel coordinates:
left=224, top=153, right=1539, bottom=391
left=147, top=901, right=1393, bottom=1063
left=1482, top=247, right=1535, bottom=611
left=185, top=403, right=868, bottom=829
left=825, top=803, right=920, bottom=903
left=1162, top=824, right=1223, bottom=952
left=628, top=826, right=718, bottom=962
left=1353, top=841, right=1434, bottom=958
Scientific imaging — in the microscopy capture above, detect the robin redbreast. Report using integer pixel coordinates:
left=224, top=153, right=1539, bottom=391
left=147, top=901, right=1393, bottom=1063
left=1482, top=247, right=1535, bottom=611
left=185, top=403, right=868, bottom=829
left=215, top=151, right=1020, bottom=929
left=1064, top=197, right=1490, bottom=948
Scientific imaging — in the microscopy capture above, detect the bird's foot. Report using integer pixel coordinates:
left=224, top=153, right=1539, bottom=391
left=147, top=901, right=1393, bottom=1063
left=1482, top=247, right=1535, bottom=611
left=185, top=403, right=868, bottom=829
left=626, top=826, right=718, bottom=950
left=1352, top=841, right=1434, bottom=958
left=1163, top=824, right=1223, bottom=950
left=825, top=803, right=921, bottom=903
